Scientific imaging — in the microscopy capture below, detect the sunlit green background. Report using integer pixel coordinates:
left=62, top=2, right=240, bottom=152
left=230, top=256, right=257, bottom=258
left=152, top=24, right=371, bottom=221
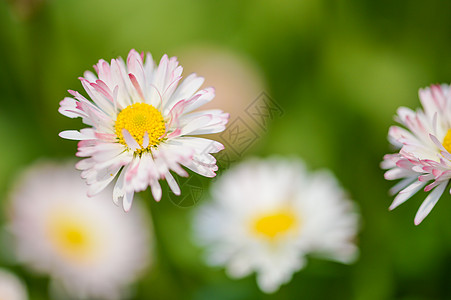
left=1, top=0, right=451, bottom=299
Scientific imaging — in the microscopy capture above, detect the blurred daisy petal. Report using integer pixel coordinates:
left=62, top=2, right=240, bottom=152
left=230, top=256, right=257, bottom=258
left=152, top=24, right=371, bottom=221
left=0, top=269, right=28, bottom=300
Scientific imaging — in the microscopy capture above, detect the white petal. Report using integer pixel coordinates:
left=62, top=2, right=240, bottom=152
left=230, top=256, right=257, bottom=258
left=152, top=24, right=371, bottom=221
left=256, top=271, right=285, bottom=294
left=122, top=190, right=135, bottom=212
left=164, top=73, right=205, bottom=113
left=179, top=115, right=212, bottom=136
left=184, top=87, right=215, bottom=113
left=87, top=176, right=115, bottom=197
left=113, top=168, right=127, bottom=205
left=165, top=172, right=180, bottom=195
left=414, top=181, right=447, bottom=225
left=59, top=130, right=93, bottom=140
left=150, top=180, right=162, bottom=201
left=389, top=177, right=417, bottom=196
left=75, top=158, right=95, bottom=170
left=389, top=180, right=426, bottom=210
left=142, top=132, right=149, bottom=148
left=176, top=137, right=224, bottom=154
left=122, top=129, right=140, bottom=151
left=384, top=167, right=416, bottom=180
left=91, top=143, right=126, bottom=163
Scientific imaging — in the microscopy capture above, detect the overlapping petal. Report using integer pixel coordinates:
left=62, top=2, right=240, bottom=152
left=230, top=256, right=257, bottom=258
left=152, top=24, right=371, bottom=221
left=382, top=84, right=451, bottom=224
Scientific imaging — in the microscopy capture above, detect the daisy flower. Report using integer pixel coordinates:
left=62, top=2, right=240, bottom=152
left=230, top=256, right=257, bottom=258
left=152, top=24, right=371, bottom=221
left=8, top=161, right=152, bottom=300
left=382, top=84, right=451, bottom=225
left=192, top=157, right=359, bottom=293
left=0, top=269, right=28, bottom=300
left=59, top=49, right=228, bottom=211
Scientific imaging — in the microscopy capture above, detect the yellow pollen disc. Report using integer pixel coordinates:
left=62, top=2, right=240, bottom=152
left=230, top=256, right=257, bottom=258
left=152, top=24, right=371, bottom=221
left=46, top=211, right=101, bottom=263
left=252, top=210, right=298, bottom=240
left=115, top=103, right=166, bottom=153
left=443, top=129, right=451, bottom=153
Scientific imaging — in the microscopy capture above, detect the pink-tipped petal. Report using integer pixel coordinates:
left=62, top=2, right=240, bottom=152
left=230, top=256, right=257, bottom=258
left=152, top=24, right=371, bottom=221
left=389, top=177, right=417, bottom=196
left=414, top=182, right=447, bottom=225
left=389, top=181, right=425, bottom=210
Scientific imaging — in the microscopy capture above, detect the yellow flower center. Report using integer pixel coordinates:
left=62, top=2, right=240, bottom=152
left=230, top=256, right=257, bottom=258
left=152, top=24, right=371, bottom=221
left=252, top=209, right=299, bottom=240
left=443, top=129, right=451, bottom=153
left=46, top=210, right=102, bottom=263
left=115, top=103, right=166, bottom=153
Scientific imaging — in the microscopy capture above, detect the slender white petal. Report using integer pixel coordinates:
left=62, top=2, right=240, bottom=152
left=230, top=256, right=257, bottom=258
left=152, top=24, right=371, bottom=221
left=389, top=177, right=417, bottom=196
left=414, top=182, right=447, bottom=225
left=142, top=132, right=149, bottom=148
left=165, top=171, right=181, bottom=195
left=59, top=130, right=93, bottom=140
left=122, top=129, right=140, bottom=152
left=122, top=190, right=135, bottom=212
left=389, top=180, right=426, bottom=210
left=150, top=179, right=162, bottom=201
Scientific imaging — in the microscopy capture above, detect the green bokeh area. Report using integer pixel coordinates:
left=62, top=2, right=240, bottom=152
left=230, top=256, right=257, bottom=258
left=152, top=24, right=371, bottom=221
left=1, top=0, right=451, bottom=299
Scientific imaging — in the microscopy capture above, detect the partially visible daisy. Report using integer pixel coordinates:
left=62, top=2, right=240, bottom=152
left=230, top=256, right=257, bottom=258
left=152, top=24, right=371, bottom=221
left=192, top=157, right=359, bottom=293
left=382, top=84, right=451, bottom=225
left=0, top=268, right=28, bottom=300
left=59, top=49, right=228, bottom=211
left=8, top=161, right=152, bottom=300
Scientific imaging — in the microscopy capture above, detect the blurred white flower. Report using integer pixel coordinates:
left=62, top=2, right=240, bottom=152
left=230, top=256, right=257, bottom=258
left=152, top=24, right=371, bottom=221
left=193, top=158, right=359, bottom=293
left=59, top=49, right=228, bottom=211
left=8, top=161, right=152, bottom=300
left=0, top=268, right=28, bottom=300
left=382, top=84, right=451, bottom=225
left=179, top=46, right=265, bottom=123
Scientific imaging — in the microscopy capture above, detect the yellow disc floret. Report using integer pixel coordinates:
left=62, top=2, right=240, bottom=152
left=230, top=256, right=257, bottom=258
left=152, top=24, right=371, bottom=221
left=443, top=129, right=451, bottom=153
left=115, top=103, right=166, bottom=153
left=46, top=209, right=102, bottom=263
left=252, top=209, right=299, bottom=240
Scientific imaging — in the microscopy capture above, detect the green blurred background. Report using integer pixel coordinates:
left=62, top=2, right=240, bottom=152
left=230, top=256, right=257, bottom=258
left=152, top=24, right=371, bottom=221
left=1, top=0, right=451, bottom=299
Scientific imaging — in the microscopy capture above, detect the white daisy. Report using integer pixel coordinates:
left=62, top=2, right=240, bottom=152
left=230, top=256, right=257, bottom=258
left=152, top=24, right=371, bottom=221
left=8, top=161, right=152, bottom=300
left=59, top=49, right=228, bottom=211
left=0, top=268, right=28, bottom=300
left=382, top=84, right=451, bottom=225
left=192, top=157, right=359, bottom=293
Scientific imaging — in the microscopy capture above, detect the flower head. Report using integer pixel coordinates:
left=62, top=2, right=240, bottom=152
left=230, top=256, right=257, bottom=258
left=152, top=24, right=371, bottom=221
left=8, top=161, right=152, bottom=300
left=59, top=49, right=229, bottom=210
left=0, top=269, right=28, bottom=300
left=382, top=84, right=451, bottom=225
left=192, top=158, right=359, bottom=293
